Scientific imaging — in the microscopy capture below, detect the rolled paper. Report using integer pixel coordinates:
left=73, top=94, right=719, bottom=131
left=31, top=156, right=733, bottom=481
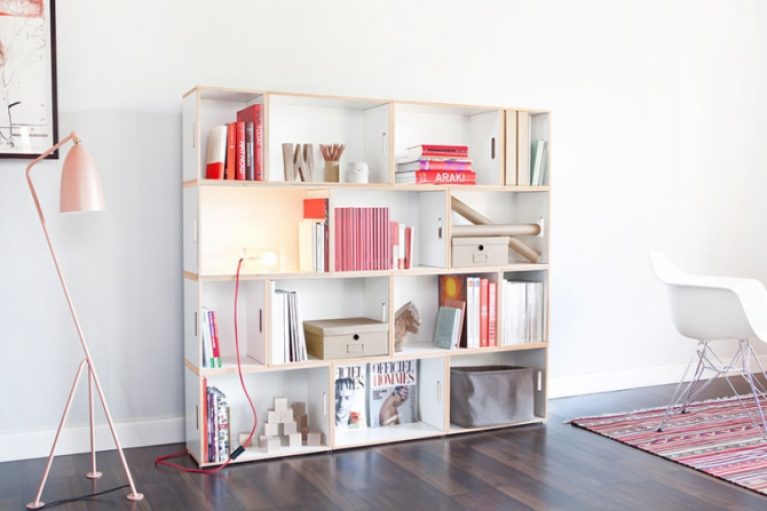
left=451, top=196, right=541, bottom=263
left=452, top=224, right=541, bottom=237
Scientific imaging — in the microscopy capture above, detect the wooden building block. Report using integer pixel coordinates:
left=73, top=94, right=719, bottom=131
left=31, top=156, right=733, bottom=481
left=288, top=433, right=302, bottom=448
left=282, top=421, right=297, bottom=435
left=266, top=437, right=281, bottom=453
left=264, top=422, right=279, bottom=437
left=297, top=414, right=308, bottom=428
left=258, top=434, right=268, bottom=448
left=300, top=427, right=309, bottom=440
left=291, top=402, right=306, bottom=417
left=267, top=410, right=279, bottom=424
left=274, top=397, right=289, bottom=412
left=307, top=431, right=322, bottom=447
left=279, top=408, right=294, bottom=423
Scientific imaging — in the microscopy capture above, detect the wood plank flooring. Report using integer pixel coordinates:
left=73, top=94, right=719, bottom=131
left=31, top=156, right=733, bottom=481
left=3, top=379, right=767, bottom=510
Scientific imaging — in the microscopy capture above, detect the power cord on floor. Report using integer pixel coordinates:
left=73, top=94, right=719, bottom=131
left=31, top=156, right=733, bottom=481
left=33, top=484, right=129, bottom=509
left=154, top=257, right=259, bottom=473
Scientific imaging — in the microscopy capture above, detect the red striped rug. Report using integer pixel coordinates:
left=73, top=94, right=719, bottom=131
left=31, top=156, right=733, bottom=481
left=571, top=394, right=767, bottom=495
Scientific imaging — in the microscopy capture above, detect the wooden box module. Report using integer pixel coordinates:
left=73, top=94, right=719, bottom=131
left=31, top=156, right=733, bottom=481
left=181, top=85, right=551, bottom=466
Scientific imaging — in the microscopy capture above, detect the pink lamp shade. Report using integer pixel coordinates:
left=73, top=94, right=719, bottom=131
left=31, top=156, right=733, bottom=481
left=59, top=142, right=105, bottom=213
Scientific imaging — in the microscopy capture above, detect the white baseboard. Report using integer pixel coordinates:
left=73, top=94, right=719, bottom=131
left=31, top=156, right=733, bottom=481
left=549, top=355, right=767, bottom=399
left=0, top=416, right=184, bottom=463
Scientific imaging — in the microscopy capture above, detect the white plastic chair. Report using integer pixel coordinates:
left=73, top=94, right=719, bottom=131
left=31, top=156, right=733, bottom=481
left=650, top=251, right=767, bottom=433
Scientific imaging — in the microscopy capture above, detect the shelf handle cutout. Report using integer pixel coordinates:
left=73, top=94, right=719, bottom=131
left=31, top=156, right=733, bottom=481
left=437, top=217, right=443, bottom=240
left=323, top=392, right=328, bottom=416
left=491, top=137, right=496, bottom=159
left=194, top=312, right=197, bottom=337
left=537, top=371, right=543, bottom=392
left=437, top=381, right=442, bottom=403
left=381, top=132, right=387, bottom=155
left=195, top=405, right=199, bottom=430
left=259, top=309, right=263, bottom=333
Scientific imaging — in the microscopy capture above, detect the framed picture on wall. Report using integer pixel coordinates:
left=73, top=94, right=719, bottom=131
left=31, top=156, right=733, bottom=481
left=0, top=0, right=58, bottom=159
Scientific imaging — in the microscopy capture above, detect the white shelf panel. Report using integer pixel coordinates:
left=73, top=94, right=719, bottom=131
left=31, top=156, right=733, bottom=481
left=448, top=417, right=545, bottom=435
left=334, top=421, right=444, bottom=449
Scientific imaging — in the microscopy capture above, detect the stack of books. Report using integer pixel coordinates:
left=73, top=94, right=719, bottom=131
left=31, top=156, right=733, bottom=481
left=204, top=104, right=264, bottom=181
left=271, top=285, right=308, bottom=363
left=438, top=275, right=497, bottom=349
left=299, top=198, right=329, bottom=273
left=201, top=307, right=222, bottom=368
left=396, top=144, right=476, bottom=185
left=333, top=207, right=415, bottom=271
left=502, top=280, right=545, bottom=344
left=203, top=379, right=230, bottom=463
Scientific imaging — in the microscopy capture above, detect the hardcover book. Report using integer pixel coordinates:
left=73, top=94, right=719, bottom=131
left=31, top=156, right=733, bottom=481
left=395, top=170, right=476, bottom=185
left=236, top=104, right=263, bottom=180
left=205, top=125, right=226, bottom=179
left=407, top=144, right=469, bottom=159
left=368, top=360, right=418, bottom=427
left=434, top=306, right=462, bottom=349
left=439, top=275, right=467, bottom=348
left=335, top=365, right=367, bottom=429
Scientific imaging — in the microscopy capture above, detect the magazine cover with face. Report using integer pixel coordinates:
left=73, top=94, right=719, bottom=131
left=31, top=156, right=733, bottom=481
left=368, top=360, right=419, bottom=427
left=335, top=364, right=367, bottom=429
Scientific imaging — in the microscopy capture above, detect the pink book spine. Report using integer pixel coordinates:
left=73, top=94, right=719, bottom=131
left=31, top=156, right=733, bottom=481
left=488, top=281, right=497, bottom=346
left=479, top=278, right=489, bottom=347
left=335, top=208, right=342, bottom=271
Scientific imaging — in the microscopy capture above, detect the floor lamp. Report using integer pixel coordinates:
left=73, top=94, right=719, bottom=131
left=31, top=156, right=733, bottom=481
left=25, top=132, right=143, bottom=509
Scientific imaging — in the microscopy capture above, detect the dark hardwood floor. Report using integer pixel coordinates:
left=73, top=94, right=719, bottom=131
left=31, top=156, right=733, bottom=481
left=3, top=380, right=767, bottom=511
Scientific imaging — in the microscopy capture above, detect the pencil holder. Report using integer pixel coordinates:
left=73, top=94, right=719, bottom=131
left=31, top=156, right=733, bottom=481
left=324, top=161, right=340, bottom=182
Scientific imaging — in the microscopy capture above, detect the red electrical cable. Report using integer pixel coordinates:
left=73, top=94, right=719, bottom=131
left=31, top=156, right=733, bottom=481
left=155, top=258, right=258, bottom=473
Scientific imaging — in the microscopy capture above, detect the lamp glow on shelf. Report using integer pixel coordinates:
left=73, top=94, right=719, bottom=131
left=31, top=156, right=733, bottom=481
left=24, top=132, right=143, bottom=510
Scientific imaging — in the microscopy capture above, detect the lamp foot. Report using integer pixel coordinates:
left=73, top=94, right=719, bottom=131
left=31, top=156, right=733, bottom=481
left=86, top=471, right=102, bottom=479
left=26, top=502, right=45, bottom=510
left=127, top=492, right=144, bottom=502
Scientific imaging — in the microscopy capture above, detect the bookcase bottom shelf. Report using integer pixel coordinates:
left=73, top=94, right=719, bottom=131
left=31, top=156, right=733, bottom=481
left=448, top=417, right=545, bottom=435
left=198, top=444, right=331, bottom=467
left=334, top=421, right=444, bottom=449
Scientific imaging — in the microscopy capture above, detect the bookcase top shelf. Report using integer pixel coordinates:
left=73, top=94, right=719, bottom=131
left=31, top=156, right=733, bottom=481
left=183, top=264, right=549, bottom=283
left=183, top=179, right=549, bottom=193
left=183, top=85, right=552, bottom=114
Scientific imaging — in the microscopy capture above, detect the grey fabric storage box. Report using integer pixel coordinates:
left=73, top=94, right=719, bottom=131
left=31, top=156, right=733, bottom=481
left=450, top=365, right=534, bottom=427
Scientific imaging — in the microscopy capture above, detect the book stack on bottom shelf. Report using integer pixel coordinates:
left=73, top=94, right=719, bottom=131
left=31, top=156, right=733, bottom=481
left=204, top=380, right=230, bottom=463
left=502, top=279, right=545, bottom=344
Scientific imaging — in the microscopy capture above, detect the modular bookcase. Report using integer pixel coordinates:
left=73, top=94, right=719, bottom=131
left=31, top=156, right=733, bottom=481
left=182, top=86, right=551, bottom=465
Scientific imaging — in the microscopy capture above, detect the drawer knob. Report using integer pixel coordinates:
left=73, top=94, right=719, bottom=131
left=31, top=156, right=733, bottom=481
left=478, top=244, right=485, bottom=251
left=353, top=334, right=360, bottom=340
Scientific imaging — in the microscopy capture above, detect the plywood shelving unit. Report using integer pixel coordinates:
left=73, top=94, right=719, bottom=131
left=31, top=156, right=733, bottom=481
left=182, top=86, right=551, bottom=466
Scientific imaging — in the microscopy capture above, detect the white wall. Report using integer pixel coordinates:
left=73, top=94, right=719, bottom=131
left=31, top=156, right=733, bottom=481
left=2, top=0, right=767, bottom=460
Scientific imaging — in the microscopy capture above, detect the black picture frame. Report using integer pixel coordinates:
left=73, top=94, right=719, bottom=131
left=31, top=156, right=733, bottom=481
left=0, top=0, right=59, bottom=159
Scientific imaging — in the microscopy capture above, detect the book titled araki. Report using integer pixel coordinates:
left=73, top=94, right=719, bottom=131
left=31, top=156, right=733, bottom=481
left=368, top=360, right=418, bottom=427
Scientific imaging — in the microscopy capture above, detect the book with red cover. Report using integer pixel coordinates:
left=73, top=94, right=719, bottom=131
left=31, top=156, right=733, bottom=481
left=236, top=104, right=263, bottom=180
left=407, top=144, right=469, bottom=158
left=396, top=170, right=476, bottom=185
left=404, top=226, right=412, bottom=269
left=479, top=279, right=489, bottom=347
left=205, top=125, right=226, bottom=179
left=225, top=123, right=236, bottom=180
left=488, top=281, right=497, bottom=346
left=235, top=121, right=246, bottom=180
left=303, top=198, right=328, bottom=219
left=397, top=158, right=472, bottom=171
left=390, top=221, right=399, bottom=270
left=439, top=275, right=467, bottom=348
left=208, top=310, right=222, bottom=367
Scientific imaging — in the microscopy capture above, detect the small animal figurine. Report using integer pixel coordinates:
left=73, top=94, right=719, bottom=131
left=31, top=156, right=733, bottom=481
left=394, top=301, right=421, bottom=352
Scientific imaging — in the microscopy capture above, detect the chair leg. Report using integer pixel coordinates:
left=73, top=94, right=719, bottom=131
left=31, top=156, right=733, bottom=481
left=741, top=341, right=767, bottom=432
left=657, top=342, right=706, bottom=433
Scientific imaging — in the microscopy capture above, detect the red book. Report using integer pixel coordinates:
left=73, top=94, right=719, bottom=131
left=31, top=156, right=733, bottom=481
left=225, top=123, right=236, bottom=180
left=408, top=144, right=469, bottom=158
left=334, top=208, right=342, bottom=271
left=398, top=158, right=472, bottom=171
left=488, top=281, right=497, bottom=346
left=205, top=125, right=226, bottom=179
left=236, top=104, right=263, bottom=180
left=398, top=170, right=476, bottom=185
left=404, top=226, right=412, bottom=269
left=235, top=121, right=246, bottom=180
left=303, top=198, right=328, bottom=219
left=208, top=311, right=221, bottom=366
left=479, top=278, right=489, bottom=347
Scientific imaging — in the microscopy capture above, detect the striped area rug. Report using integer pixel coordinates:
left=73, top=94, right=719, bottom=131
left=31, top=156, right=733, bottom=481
left=571, top=394, right=767, bottom=495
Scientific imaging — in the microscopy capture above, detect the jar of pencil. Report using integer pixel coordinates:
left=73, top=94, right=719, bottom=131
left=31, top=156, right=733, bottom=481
left=320, top=144, right=344, bottom=182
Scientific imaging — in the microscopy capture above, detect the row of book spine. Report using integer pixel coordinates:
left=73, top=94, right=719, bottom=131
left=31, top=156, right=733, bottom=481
left=201, top=307, right=222, bottom=368
left=203, top=379, right=230, bottom=463
left=502, top=280, right=545, bottom=344
left=333, top=207, right=414, bottom=272
left=437, top=275, right=497, bottom=349
left=205, top=104, right=264, bottom=181
left=270, top=284, right=308, bottom=364
left=395, top=144, right=476, bottom=185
